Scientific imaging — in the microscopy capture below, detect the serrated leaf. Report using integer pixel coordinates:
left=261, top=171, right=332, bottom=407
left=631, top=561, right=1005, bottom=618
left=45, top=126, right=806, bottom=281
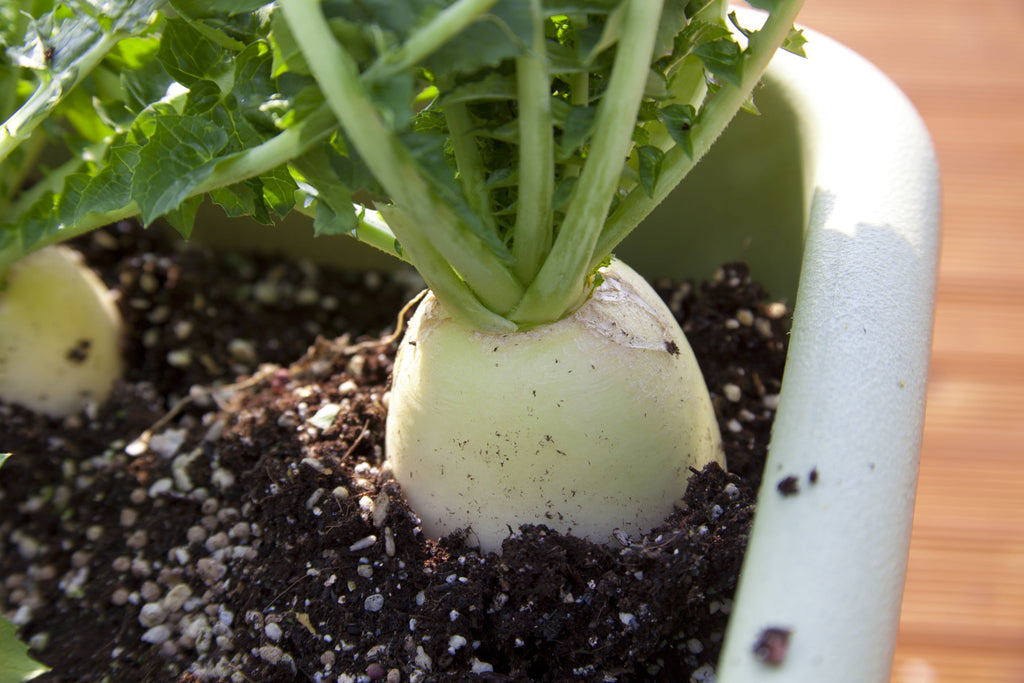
left=120, top=57, right=177, bottom=115
left=577, top=2, right=625, bottom=63
left=209, top=168, right=295, bottom=225
left=659, top=103, right=696, bottom=157
left=313, top=200, right=359, bottom=238
left=782, top=27, right=808, bottom=57
left=230, top=42, right=279, bottom=130
left=132, top=115, right=230, bottom=224
left=636, top=145, right=664, bottom=198
left=74, top=143, right=140, bottom=221
left=440, top=73, right=518, bottom=107
left=163, top=194, right=203, bottom=238
left=172, top=0, right=271, bottom=18
left=2, top=193, right=55, bottom=257
left=7, top=5, right=101, bottom=73
left=422, top=0, right=532, bottom=78
left=0, top=615, right=49, bottom=682
left=157, top=18, right=230, bottom=88
left=658, top=18, right=734, bottom=80
left=209, top=185, right=254, bottom=218
left=694, top=37, right=743, bottom=86
left=558, top=105, right=597, bottom=160
left=367, top=71, right=417, bottom=131
left=258, top=166, right=298, bottom=217
left=654, top=0, right=691, bottom=58
left=551, top=175, right=577, bottom=213
left=290, top=147, right=359, bottom=236
left=401, top=131, right=512, bottom=263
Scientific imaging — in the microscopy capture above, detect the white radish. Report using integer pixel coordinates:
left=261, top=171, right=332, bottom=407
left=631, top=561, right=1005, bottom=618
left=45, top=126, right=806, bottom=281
left=0, top=246, right=123, bottom=416
left=386, top=258, right=723, bottom=553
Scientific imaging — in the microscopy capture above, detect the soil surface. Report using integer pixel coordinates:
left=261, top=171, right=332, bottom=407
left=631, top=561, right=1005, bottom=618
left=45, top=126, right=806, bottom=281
left=1, top=221, right=789, bottom=682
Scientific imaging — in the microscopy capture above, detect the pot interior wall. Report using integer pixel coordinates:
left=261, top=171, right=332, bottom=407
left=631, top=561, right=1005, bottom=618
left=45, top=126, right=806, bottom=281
left=617, top=71, right=808, bottom=305
left=186, top=74, right=808, bottom=304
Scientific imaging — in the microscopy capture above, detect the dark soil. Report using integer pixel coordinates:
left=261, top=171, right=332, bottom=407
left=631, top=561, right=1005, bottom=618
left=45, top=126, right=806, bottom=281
left=0, top=221, right=789, bottom=682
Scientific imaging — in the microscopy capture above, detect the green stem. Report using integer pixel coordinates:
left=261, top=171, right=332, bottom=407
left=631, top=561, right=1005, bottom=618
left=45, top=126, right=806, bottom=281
left=568, top=13, right=590, bottom=109
left=560, top=16, right=588, bottom=186
left=510, top=0, right=665, bottom=325
left=2, top=128, right=50, bottom=211
left=291, top=199, right=408, bottom=263
left=443, top=98, right=496, bottom=235
left=592, top=0, right=805, bottom=264
left=0, top=103, right=338, bottom=274
left=348, top=207, right=407, bottom=262
left=0, top=31, right=123, bottom=166
left=280, top=0, right=524, bottom=320
left=380, top=207, right=516, bottom=332
left=510, top=0, right=554, bottom=284
left=7, top=138, right=111, bottom=220
left=199, top=104, right=336, bottom=194
left=363, top=0, right=500, bottom=82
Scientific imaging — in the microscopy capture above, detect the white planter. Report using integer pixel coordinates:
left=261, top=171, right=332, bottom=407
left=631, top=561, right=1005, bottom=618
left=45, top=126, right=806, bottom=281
left=185, top=10, right=941, bottom=679
left=622, top=10, right=941, bottom=682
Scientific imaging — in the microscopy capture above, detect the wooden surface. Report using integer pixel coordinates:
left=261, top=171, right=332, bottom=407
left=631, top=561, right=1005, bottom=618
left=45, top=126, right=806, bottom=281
left=790, top=2, right=1024, bottom=681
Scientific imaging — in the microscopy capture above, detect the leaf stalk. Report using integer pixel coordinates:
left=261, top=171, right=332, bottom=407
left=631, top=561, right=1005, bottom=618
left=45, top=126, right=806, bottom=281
left=592, top=0, right=805, bottom=264
left=510, top=0, right=666, bottom=325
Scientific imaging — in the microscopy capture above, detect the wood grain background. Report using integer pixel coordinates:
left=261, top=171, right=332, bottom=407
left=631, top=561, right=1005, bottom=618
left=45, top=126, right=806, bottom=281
left=787, top=2, right=1024, bottom=681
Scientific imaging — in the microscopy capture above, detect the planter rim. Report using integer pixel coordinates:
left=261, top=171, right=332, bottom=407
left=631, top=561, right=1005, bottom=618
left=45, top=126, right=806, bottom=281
left=716, top=9, right=941, bottom=683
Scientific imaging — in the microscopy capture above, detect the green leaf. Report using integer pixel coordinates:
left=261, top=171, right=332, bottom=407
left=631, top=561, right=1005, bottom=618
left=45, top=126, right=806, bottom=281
left=424, top=0, right=533, bottom=77
left=208, top=168, right=296, bottom=224
left=636, top=145, right=664, bottom=197
left=658, top=19, right=733, bottom=80
left=132, top=114, right=230, bottom=224
left=1, top=0, right=163, bottom=168
left=269, top=9, right=303, bottom=76
left=120, top=57, right=177, bottom=115
left=558, top=105, right=597, bottom=160
left=440, top=73, right=518, bottom=107
left=157, top=18, right=230, bottom=88
left=321, top=0, right=532, bottom=80
left=74, top=143, right=140, bottom=221
left=258, top=166, right=299, bottom=218
left=654, top=0, right=691, bottom=57
left=313, top=199, right=359, bottom=237
left=0, top=615, right=49, bottom=682
left=401, top=131, right=512, bottom=263
left=291, top=147, right=358, bottom=236
left=172, top=0, right=271, bottom=18
left=695, top=37, right=743, bottom=86
left=782, top=26, right=808, bottom=57
left=659, top=103, right=696, bottom=157
left=163, top=194, right=203, bottom=238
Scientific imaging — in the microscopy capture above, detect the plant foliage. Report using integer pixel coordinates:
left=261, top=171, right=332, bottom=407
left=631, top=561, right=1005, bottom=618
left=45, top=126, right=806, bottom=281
left=1, top=0, right=804, bottom=328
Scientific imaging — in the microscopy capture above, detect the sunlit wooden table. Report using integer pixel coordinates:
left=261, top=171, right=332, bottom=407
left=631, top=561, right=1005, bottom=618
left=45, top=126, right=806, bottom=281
left=788, top=2, right=1024, bottom=681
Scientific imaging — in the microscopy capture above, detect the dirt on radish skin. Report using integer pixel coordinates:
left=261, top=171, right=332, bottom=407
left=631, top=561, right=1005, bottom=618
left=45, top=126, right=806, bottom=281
left=0, top=221, right=788, bottom=682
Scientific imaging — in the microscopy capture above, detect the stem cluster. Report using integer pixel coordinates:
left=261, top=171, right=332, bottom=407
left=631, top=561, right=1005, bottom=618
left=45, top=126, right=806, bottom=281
left=281, top=0, right=804, bottom=331
left=0, top=0, right=804, bottom=323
